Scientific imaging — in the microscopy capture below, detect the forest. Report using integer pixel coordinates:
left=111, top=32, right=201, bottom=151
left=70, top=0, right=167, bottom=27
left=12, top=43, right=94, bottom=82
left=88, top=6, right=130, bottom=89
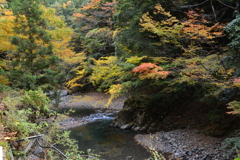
left=1, top=0, right=240, bottom=159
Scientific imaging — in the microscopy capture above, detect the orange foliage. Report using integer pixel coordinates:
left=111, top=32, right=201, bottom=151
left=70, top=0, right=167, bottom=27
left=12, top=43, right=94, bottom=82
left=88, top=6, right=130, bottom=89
left=180, top=9, right=225, bottom=56
left=81, top=0, right=101, bottom=11
left=73, top=13, right=85, bottom=19
left=100, top=2, right=116, bottom=13
left=66, top=1, right=72, bottom=6
left=133, top=63, right=170, bottom=80
left=73, top=0, right=115, bottom=21
left=182, top=9, right=225, bottom=42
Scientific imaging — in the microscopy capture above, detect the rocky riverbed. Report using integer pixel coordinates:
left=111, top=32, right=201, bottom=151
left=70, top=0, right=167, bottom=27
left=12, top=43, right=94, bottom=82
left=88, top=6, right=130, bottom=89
left=59, top=91, right=238, bottom=159
left=135, top=129, right=237, bottom=160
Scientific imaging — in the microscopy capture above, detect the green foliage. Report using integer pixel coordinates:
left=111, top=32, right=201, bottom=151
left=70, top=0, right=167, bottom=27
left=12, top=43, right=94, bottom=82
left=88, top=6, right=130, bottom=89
left=7, top=0, right=65, bottom=92
left=40, top=119, right=100, bottom=160
left=147, top=148, right=166, bottom=160
left=72, top=0, right=115, bottom=57
left=2, top=2, right=240, bottom=158
left=225, top=13, right=240, bottom=53
left=221, top=134, right=240, bottom=153
left=83, top=27, right=114, bottom=57
left=114, top=0, right=159, bottom=56
left=3, top=96, right=37, bottom=138
left=0, top=83, right=12, bottom=92
left=235, top=156, right=240, bottom=160
left=171, top=54, right=235, bottom=102
left=1, top=88, right=52, bottom=137
left=21, top=89, right=51, bottom=116
left=206, top=109, right=220, bottom=122
left=1, top=87, right=101, bottom=159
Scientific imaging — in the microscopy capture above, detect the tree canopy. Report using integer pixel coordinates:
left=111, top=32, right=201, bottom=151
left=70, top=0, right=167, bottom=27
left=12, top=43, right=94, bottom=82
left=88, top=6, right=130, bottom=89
left=2, top=0, right=240, bottom=158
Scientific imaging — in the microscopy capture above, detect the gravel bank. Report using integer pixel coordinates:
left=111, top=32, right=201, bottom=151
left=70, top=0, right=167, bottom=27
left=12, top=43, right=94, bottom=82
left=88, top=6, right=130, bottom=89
left=134, top=129, right=237, bottom=160
left=58, top=91, right=126, bottom=110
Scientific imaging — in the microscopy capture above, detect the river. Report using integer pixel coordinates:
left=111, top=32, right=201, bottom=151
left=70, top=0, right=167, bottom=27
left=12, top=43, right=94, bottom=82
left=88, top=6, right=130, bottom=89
left=65, top=108, right=151, bottom=160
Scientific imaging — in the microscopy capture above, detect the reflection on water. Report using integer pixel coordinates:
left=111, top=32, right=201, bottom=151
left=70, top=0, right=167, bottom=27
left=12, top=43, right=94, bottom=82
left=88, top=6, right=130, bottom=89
left=69, top=110, right=151, bottom=160
left=60, top=108, right=97, bottom=118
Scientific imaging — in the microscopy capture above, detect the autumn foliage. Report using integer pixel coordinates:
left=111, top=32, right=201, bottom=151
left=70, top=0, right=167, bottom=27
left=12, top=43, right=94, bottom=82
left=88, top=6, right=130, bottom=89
left=133, top=63, right=170, bottom=80
left=139, top=4, right=183, bottom=47
left=73, top=0, right=115, bottom=27
left=182, top=9, right=224, bottom=41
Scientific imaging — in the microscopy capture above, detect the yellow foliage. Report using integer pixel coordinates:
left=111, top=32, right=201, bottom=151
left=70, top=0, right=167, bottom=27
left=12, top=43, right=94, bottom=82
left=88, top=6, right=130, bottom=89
left=0, top=75, right=10, bottom=85
left=227, top=101, right=240, bottom=115
left=173, top=54, right=235, bottom=96
left=41, top=6, right=79, bottom=65
left=106, top=84, right=123, bottom=106
left=119, top=43, right=133, bottom=54
left=62, top=3, right=67, bottom=9
left=90, top=56, right=125, bottom=87
left=126, top=56, right=147, bottom=65
left=151, top=57, right=172, bottom=64
left=0, top=6, right=76, bottom=65
left=139, top=4, right=183, bottom=47
left=66, top=67, right=88, bottom=89
left=0, top=9, right=16, bottom=51
left=0, top=58, right=9, bottom=85
left=66, top=52, right=88, bottom=88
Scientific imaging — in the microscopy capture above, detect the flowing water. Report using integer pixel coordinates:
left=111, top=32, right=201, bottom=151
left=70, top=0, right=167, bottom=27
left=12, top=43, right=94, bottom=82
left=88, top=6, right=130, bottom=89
left=66, top=108, right=151, bottom=160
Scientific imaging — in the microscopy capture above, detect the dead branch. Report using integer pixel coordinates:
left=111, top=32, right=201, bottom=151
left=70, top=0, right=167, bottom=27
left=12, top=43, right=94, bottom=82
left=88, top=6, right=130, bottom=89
left=179, top=0, right=209, bottom=9
left=216, top=0, right=237, bottom=10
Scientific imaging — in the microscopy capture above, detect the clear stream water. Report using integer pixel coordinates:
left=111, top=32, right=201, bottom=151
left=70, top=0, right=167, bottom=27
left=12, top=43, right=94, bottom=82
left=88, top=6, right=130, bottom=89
left=66, top=108, right=151, bottom=160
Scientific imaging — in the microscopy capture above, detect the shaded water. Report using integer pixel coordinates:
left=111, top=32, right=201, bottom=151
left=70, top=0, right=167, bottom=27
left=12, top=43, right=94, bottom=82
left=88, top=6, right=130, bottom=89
left=68, top=108, right=151, bottom=160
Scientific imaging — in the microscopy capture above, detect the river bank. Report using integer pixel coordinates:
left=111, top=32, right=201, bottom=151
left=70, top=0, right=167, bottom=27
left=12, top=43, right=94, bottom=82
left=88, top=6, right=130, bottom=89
left=59, top=91, right=237, bottom=159
left=58, top=91, right=126, bottom=129
left=58, top=91, right=127, bottom=110
left=135, top=129, right=236, bottom=160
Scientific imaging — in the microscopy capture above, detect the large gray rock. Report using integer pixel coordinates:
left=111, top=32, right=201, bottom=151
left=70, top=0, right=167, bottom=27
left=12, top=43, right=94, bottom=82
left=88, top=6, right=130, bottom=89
left=112, top=101, right=159, bottom=131
left=120, top=122, right=134, bottom=129
left=112, top=108, right=134, bottom=127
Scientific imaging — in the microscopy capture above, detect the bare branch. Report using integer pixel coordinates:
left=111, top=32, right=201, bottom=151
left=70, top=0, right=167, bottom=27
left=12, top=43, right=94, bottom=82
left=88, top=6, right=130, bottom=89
left=36, top=138, right=68, bottom=159
left=179, top=0, right=209, bottom=9
left=216, top=0, right=237, bottom=10
left=210, top=0, right=217, bottom=22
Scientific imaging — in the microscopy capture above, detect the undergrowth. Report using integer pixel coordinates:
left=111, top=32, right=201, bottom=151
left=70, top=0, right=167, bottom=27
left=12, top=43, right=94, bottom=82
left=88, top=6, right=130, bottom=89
left=0, top=84, right=100, bottom=160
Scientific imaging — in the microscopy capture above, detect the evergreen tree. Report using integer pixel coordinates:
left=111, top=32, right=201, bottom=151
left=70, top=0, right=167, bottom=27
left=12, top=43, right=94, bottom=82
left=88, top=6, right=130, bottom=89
left=8, top=0, right=65, bottom=91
